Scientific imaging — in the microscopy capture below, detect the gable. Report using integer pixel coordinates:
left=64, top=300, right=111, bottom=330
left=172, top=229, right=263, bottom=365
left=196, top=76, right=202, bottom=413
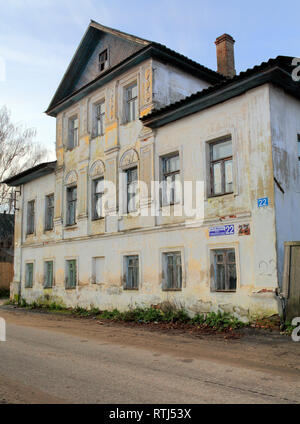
left=73, top=32, right=147, bottom=92
left=47, top=22, right=149, bottom=113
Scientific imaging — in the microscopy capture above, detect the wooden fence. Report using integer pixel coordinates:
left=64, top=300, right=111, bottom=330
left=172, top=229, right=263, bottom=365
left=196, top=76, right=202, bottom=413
left=0, top=262, right=14, bottom=290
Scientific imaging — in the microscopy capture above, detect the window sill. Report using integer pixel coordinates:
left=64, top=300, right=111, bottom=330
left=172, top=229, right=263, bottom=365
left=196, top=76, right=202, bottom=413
left=91, top=217, right=105, bottom=222
left=214, top=290, right=237, bottom=293
left=44, top=228, right=54, bottom=233
left=162, top=288, right=182, bottom=292
left=43, top=286, right=53, bottom=290
left=64, top=224, right=78, bottom=230
left=65, top=286, right=76, bottom=290
left=123, top=287, right=139, bottom=291
left=91, top=133, right=105, bottom=140
left=207, top=192, right=234, bottom=199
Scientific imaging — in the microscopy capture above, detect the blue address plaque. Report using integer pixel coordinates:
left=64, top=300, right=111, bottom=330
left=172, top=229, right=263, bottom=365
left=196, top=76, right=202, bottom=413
left=209, top=225, right=235, bottom=237
left=257, top=197, right=269, bottom=208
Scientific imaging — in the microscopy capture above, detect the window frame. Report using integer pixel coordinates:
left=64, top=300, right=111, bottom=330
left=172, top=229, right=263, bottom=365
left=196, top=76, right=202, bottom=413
left=124, top=83, right=138, bottom=123
left=123, top=255, right=139, bottom=290
left=68, top=115, right=79, bottom=150
left=25, top=262, right=34, bottom=288
left=161, top=153, right=181, bottom=206
left=99, top=49, right=109, bottom=72
left=209, top=138, right=233, bottom=197
left=211, top=248, right=237, bottom=292
left=65, top=259, right=77, bottom=289
left=66, top=186, right=77, bottom=226
left=162, top=251, right=182, bottom=291
left=125, top=167, right=138, bottom=214
left=45, top=193, right=54, bottom=231
left=44, top=260, right=54, bottom=289
left=92, top=177, right=105, bottom=220
left=94, top=101, right=105, bottom=137
left=26, top=200, right=35, bottom=235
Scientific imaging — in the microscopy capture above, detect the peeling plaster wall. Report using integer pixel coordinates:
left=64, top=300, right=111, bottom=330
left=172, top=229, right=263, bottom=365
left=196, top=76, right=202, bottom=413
left=152, top=59, right=210, bottom=109
left=270, top=85, right=300, bottom=288
left=11, top=80, right=281, bottom=318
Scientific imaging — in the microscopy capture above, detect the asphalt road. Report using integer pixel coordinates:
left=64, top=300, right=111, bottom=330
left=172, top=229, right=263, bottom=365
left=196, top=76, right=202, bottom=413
left=0, top=306, right=300, bottom=404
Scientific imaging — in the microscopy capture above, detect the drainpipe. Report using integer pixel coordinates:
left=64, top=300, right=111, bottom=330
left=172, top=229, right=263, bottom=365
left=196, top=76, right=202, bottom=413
left=17, top=185, right=24, bottom=305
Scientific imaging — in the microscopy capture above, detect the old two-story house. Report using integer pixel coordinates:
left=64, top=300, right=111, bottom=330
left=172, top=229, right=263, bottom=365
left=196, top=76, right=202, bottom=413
left=4, top=21, right=300, bottom=320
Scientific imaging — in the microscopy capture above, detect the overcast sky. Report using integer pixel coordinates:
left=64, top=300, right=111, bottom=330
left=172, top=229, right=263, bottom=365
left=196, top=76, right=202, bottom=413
left=0, top=0, right=299, bottom=155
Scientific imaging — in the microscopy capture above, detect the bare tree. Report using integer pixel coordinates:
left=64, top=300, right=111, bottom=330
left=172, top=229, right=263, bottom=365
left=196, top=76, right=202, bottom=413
left=0, top=106, right=50, bottom=213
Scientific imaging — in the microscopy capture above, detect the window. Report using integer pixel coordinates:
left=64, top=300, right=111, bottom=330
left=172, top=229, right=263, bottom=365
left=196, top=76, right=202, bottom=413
left=66, top=260, right=77, bottom=289
left=124, top=255, right=139, bottom=290
left=25, top=263, right=34, bottom=288
left=162, top=252, right=182, bottom=290
left=126, top=167, right=138, bottom=213
left=99, top=49, right=108, bottom=72
left=210, top=138, right=233, bottom=196
left=212, top=249, right=237, bottom=292
left=27, top=200, right=35, bottom=235
left=125, top=83, right=138, bottom=123
left=94, top=102, right=105, bottom=136
left=68, top=116, right=78, bottom=149
left=161, top=154, right=180, bottom=205
left=92, top=257, right=105, bottom=284
left=45, top=194, right=54, bottom=231
left=67, top=186, right=77, bottom=226
left=44, top=261, right=53, bottom=289
left=92, top=178, right=104, bottom=220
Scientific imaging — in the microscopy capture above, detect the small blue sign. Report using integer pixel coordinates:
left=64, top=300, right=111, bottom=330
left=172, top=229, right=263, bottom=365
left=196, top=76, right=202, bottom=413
left=257, top=197, right=269, bottom=208
left=209, top=225, right=235, bottom=237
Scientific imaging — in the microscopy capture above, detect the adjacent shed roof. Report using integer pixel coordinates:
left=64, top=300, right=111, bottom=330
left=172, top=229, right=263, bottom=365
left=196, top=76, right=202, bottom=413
left=141, top=56, right=300, bottom=128
left=2, top=161, right=57, bottom=187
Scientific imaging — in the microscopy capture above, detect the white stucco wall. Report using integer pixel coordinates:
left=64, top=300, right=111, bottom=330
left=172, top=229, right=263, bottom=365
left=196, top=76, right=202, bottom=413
left=270, top=85, right=300, bottom=288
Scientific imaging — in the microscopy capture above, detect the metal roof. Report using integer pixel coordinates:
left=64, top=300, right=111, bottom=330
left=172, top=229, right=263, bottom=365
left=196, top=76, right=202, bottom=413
left=2, top=161, right=57, bottom=187
left=141, top=56, right=299, bottom=127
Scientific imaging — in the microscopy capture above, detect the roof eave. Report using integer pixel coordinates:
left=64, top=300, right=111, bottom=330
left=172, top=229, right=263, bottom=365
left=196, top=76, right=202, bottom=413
left=141, top=66, right=299, bottom=128
left=2, top=161, right=57, bottom=187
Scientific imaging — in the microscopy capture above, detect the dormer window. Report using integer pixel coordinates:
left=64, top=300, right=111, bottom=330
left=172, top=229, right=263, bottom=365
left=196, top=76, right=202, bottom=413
left=99, top=49, right=109, bottom=72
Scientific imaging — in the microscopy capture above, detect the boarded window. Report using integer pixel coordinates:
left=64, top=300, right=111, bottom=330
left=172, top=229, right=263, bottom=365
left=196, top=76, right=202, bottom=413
left=44, top=261, right=53, bottom=288
left=25, top=263, right=34, bottom=288
left=92, top=257, right=105, bottom=284
left=92, top=178, right=104, bottom=220
left=68, top=116, right=78, bottom=149
left=66, top=260, right=77, bottom=289
left=163, top=252, right=182, bottom=290
left=99, top=49, right=108, bottom=72
left=126, top=167, right=138, bottom=213
left=45, top=194, right=54, bottom=230
left=212, top=249, right=237, bottom=292
left=67, top=186, right=77, bottom=226
left=161, top=154, right=180, bottom=205
left=125, top=83, right=138, bottom=123
left=27, top=200, right=35, bottom=235
left=210, top=138, right=233, bottom=196
left=124, top=255, right=139, bottom=290
left=94, top=102, right=105, bottom=136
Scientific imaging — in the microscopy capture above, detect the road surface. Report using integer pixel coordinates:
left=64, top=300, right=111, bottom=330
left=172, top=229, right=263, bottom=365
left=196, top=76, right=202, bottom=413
left=0, top=305, right=299, bottom=404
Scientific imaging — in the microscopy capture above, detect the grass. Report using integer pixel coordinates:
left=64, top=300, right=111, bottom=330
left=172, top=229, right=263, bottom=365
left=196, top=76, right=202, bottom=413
left=6, top=297, right=247, bottom=331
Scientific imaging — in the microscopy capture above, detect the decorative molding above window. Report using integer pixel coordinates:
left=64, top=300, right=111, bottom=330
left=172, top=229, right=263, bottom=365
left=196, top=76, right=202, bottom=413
left=90, top=160, right=105, bottom=178
left=120, top=149, right=139, bottom=169
left=65, top=170, right=78, bottom=186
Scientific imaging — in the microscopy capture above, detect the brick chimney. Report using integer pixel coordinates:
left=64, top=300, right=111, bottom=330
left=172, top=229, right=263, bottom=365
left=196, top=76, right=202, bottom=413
left=215, top=34, right=236, bottom=78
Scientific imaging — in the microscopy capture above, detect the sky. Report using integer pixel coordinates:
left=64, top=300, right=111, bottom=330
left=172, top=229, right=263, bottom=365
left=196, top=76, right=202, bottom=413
left=0, top=0, right=299, bottom=157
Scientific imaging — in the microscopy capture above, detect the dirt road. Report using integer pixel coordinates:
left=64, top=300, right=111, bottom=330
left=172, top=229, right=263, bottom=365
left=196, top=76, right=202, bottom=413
left=0, top=305, right=299, bottom=404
